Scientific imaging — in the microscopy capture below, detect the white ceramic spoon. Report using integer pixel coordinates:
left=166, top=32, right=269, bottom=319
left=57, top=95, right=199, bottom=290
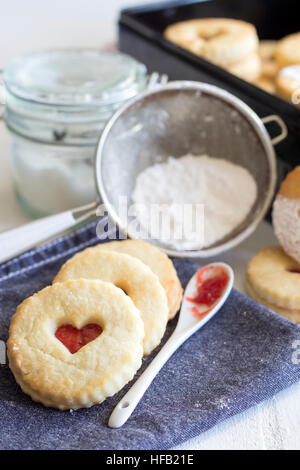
left=108, top=262, right=234, bottom=428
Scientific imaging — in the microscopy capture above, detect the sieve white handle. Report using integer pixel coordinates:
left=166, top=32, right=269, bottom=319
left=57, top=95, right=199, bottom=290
left=0, top=201, right=98, bottom=264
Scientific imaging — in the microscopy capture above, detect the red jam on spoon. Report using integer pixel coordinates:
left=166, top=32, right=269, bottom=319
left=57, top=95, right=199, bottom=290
left=187, top=265, right=230, bottom=319
left=55, top=324, right=103, bottom=354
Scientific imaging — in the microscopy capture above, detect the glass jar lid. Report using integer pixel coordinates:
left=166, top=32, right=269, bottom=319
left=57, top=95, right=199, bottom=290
left=3, top=49, right=147, bottom=106
left=3, top=50, right=148, bottom=145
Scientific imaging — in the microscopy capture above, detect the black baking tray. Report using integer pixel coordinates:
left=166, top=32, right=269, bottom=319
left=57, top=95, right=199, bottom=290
left=119, top=0, right=300, bottom=182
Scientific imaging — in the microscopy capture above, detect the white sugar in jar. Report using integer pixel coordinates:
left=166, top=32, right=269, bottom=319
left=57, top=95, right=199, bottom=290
left=3, top=50, right=147, bottom=217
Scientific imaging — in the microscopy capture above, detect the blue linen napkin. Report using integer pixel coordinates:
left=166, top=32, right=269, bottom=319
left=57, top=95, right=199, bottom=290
left=0, top=221, right=300, bottom=450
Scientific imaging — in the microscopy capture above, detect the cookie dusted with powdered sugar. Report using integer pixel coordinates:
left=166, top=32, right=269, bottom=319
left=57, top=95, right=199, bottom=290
left=273, top=167, right=300, bottom=265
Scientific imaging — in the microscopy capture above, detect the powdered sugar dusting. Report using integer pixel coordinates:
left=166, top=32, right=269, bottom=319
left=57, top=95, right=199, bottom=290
left=132, top=154, right=257, bottom=250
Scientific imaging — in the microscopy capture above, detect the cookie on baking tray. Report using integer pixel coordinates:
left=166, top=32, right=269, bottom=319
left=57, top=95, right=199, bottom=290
left=94, top=240, right=183, bottom=320
left=7, top=279, right=144, bottom=410
left=228, top=52, right=261, bottom=83
left=275, top=32, right=300, bottom=69
left=275, top=66, right=300, bottom=105
left=54, top=249, right=169, bottom=356
left=273, top=166, right=300, bottom=265
left=246, top=246, right=300, bottom=324
left=258, top=40, right=278, bottom=79
left=164, top=18, right=259, bottom=68
left=254, top=76, right=276, bottom=94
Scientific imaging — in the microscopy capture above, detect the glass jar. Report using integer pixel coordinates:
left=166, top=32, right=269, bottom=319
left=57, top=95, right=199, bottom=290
left=3, top=50, right=148, bottom=217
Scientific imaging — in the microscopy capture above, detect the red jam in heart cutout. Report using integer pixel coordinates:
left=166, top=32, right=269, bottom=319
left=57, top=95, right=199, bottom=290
left=55, top=324, right=102, bottom=354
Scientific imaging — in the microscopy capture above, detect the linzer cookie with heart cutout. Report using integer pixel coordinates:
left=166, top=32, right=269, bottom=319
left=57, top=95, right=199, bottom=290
left=7, top=279, right=144, bottom=410
left=54, top=249, right=169, bottom=356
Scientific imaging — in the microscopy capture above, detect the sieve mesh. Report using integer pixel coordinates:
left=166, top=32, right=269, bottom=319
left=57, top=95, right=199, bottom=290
left=97, top=83, right=276, bottom=257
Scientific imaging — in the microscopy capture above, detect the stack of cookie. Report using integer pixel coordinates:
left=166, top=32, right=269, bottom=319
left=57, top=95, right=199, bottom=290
left=246, top=167, right=300, bottom=324
left=164, top=18, right=300, bottom=106
left=7, top=240, right=183, bottom=410
left=164, top=18, right=261, bottom=82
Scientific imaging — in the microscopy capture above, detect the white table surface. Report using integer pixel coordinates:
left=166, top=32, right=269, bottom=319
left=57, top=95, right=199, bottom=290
left=0, top=0, right=299, bottom=450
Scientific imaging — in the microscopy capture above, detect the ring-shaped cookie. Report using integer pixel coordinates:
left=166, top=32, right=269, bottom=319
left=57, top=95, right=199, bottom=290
left=164, top=18, right=258, bottom=67
left=246, top=246, right=300, bottom=323
left=275, top=66, right=300, bottom=106
left=276, top=32, right=300, bottom=69
left=227, top=52, right=261, bottom=82
left=273, top=167, right=300, bottom=263
left=54, top=250, right=169, bottom=355
left=255, top=76, right=276, bottom=94
left=8, top=279, right=144, bottom=410
left=94, top=240, right=183, bottom=320
left=259, top=40, right=278, bottom=79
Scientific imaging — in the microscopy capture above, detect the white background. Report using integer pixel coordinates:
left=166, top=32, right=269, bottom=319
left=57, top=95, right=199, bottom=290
left=0, top=0, right=161, bottom=229
left=0, top=0, right=144, bottom=66
left=0, top=0, right=299, bottom=450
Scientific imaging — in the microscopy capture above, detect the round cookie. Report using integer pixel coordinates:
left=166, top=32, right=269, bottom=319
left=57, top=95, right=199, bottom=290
left=276, top=32, right=300, bottom=69
left=258, top=40, right=278, bottom=78
left=273, top=166, right=300, bottom=264
left=164, top=18, right=258, bottom=67
left=7, top=279, right=144, bottom=410
left=254, top=76, right=276, bottom=94
left=246, top=277, right=300, bottom=324
left=94, top=240, right=183, bottom=320
left=54, top=249, right=169, bottom=356
left=228, top=52, right=261, bottom=82
left=276, top=66, right=300, bottom=105
left=246, top=246, right=300, bottom=323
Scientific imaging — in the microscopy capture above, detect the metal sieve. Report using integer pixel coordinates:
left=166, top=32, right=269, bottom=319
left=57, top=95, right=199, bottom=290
left=96, top=81, right=287, bottom=258
left=0, top=81, right=287, bottom=262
